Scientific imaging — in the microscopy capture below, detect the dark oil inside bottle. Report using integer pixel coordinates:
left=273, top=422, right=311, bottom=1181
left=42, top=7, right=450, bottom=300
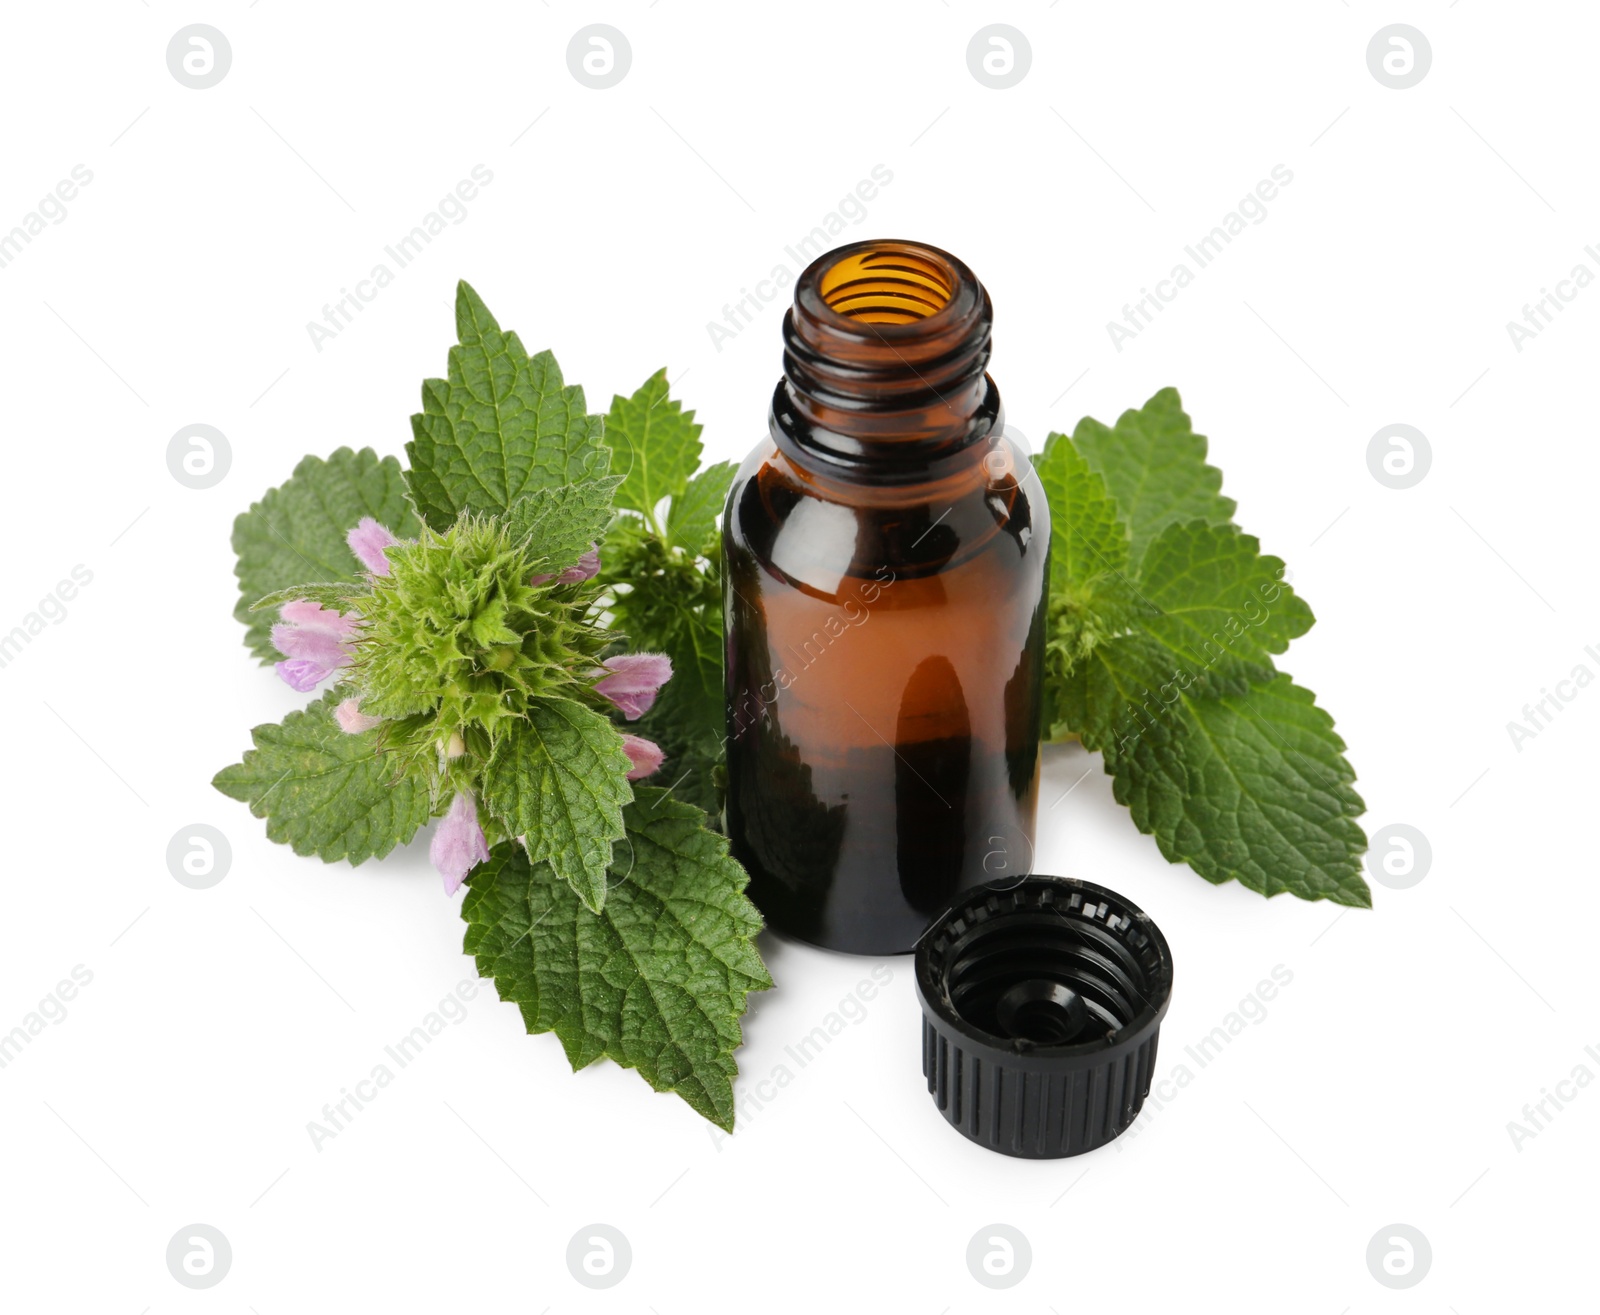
left=723, top=240, right=1049, bottom=955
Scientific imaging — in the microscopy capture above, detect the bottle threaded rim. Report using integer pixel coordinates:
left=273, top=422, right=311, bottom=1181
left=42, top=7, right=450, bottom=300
left=779, top=239, right=997, bottom=474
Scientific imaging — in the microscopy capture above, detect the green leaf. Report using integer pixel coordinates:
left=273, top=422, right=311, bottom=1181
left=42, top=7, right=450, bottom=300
left=1034, top=433, right=1148, bottom=732
left=502, top=475, right=623, bottom=575
left=480, top=697, right=633, bottom=912
left=1034, top=431, right=1130, bottom=593
left=1051, top=628, right=1178, bottom=754
left=212, top=689, right=433, bottom=864
left=1072, top=388, right=1236, bottom=564
left=593, top=377, right=728, bottom=805
left=461, top=787, right=771, bottom=1129
left=231, top=447, right=420, bottom=663
left=1131, top=520, right=1313, bottom=696
left=1048, top=521, right=1313, bottom=742
left=405, top=282, right=608, bottom=530
left=1106, top=674, right=1371, bottom=907
left=667, top=459, right=737, bottom=555
left=608, top=368, right=704, bottom=526
left=1038, top=388, right=1366, bottom=906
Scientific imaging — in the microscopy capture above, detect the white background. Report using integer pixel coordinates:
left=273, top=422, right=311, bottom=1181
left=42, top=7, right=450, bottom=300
left=1, top=2, right=1595, bottom=1310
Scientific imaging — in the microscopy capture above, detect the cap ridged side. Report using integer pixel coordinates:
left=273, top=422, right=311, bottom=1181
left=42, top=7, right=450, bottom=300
left=922, top=1014, right=1161, bottom=1157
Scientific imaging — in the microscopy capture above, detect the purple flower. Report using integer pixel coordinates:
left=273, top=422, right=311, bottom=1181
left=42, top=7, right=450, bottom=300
left=275, top=659, right=328, bottom=693
left=334, top=697, right=381, bottom=734
left=594, top=652, right=673, bottom=720
left=531, top=545, right=601, bottom=587
left=621, top=734, right=665, bottom=780
left=563, top=547, right=602, bottom=582
left=431, top=791, right=490, bottom=895
left=347, top=517, right=399, bottom=577
left=272, top=600, right=359, bottom=692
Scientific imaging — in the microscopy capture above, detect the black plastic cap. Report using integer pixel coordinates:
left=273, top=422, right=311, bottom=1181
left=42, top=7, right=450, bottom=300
left=914, top=876, right=1174, bottom=1158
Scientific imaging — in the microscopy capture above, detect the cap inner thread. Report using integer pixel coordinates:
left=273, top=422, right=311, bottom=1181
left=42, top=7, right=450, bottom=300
left=945, top=911, right=1154, bottom=1044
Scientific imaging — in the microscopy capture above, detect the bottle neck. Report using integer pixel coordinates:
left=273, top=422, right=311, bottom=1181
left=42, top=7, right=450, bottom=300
left=775, top=240, right=999, bottom=483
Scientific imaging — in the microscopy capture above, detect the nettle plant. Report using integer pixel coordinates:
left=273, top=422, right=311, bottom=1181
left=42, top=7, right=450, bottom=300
left=1033, top=389, right=1370, bottom=907
left=214, top=283, right=769, bottom=1129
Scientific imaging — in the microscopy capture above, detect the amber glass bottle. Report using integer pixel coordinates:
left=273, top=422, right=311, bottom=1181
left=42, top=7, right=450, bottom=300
left=723, top=239, right=1049, bottom=955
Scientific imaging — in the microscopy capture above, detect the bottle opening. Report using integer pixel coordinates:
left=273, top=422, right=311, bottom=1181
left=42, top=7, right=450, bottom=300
left=778, top=239, right=997, bottom=472
left=818, top=247, right=954, bottom=324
